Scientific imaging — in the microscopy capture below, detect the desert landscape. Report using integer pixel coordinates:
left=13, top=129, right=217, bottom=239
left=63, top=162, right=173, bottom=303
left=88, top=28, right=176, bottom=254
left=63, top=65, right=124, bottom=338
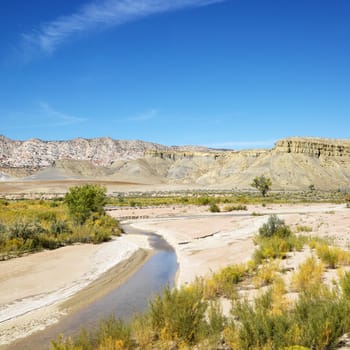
left=1, top=136, right=350, bottom=349
left=1, top=200, right=350, bottom=349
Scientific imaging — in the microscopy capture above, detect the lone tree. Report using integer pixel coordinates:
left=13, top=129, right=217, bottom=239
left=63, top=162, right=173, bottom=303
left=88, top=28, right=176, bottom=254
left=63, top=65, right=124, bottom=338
left=64, top=184, right=107, bottom=225
left=251, top=175, right=272, bottom=197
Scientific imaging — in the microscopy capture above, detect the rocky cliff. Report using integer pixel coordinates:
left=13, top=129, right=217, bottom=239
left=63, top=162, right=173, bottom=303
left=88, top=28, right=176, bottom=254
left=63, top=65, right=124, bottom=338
left=1, top=136, right=349, bottom=190
left=274, top=137, right=350, bottom=158
left=0, top=136, right=170, bottom=168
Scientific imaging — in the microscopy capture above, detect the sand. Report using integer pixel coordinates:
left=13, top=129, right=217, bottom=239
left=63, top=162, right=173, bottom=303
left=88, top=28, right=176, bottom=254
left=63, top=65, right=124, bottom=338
left=112, top=203, right=350, bottom=286
left=1, top=202, right=349, bottom=347
left=0, top=234, right=151, bottom=346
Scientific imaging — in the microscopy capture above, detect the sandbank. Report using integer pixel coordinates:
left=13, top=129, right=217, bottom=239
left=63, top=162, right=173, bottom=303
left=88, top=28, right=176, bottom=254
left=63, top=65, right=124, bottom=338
left=0, top=234, right=151, bottom=347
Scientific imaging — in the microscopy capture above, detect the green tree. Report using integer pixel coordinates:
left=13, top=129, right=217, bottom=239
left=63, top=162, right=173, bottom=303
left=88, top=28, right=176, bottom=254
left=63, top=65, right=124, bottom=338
left=64, top=184, right=107, bottom=225
left=251, top=175, right=272, bottom=197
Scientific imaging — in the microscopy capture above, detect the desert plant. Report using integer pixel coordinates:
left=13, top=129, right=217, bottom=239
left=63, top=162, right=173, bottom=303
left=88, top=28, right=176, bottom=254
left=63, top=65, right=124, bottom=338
left=208, top=264, right=247, bottom=298
left=251, top=175, right=272, bottom=197
left=224, top=204, right=247, bottom=212
left=316, top=244, right=350, bottom=269
left=149, top=284, right=208, bottom=345
left=253, top=261, right=279, bottom=288
left=340, top=271, right=350, bottom=298
left=209, top=202, right=220, bottom=213
left=64, top=185, right=107, bottom=225
left=259, top=215, right=291, bottom=238
left=291, top=256, right=324, bottom=293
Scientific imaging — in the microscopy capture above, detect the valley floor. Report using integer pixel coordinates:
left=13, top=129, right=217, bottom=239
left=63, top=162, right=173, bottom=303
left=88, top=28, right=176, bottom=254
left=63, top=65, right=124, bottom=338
left=1, top=202, right=349, bottom=347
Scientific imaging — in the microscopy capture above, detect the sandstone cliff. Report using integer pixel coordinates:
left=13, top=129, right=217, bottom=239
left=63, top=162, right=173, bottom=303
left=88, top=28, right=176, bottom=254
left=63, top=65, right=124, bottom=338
left=1, top=136, right=349, bottom=190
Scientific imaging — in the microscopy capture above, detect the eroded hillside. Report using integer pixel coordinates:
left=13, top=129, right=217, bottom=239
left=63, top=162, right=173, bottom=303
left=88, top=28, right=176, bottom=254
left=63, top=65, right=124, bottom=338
left=1, top=136, right=350, bottom=190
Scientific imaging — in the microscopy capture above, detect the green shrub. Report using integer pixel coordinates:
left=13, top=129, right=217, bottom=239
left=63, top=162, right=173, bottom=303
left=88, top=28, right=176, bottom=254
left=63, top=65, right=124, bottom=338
left=293, top=293, right=350, bottom=350
left=64, top=184, right=107, bottom=225
left=224, top=204, right=247, bottom=212
left=259, top=215, right=291, bottom=238
left=316, top=244, right=350, bottom=269
left=50, top=219, right=70, bottom=236
left=341, top=271, right=350, bottom=298
left=149, top=284, right=208, bottom=345
left=207, top=300, right=226, bottom=343
left=209, top=264, right=247, bottom=297
left=197, top=196, right=211, bottom=205
left=295, top=225, right=312, bottom=233
left=97, top=316, right=133, bottom=349
left=230, top=288, right=350, bottom=350
left=209, top=202, right=220, bottom=213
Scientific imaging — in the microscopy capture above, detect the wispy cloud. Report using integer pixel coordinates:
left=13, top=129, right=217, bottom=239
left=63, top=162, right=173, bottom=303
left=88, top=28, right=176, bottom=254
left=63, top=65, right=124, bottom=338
left=126, top=108, right=158, bottom=121
left=116, top=108, right=158, bottom=122
left=206, top=140, right=276, bottom=149
left=21, top=0, right=225, bottom=55
left=38, top=102, right=87, bottom=126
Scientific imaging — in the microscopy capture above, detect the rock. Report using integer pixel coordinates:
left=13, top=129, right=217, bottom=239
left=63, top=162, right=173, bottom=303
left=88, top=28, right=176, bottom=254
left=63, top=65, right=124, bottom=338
left=1, top=135, right=350, bottom=191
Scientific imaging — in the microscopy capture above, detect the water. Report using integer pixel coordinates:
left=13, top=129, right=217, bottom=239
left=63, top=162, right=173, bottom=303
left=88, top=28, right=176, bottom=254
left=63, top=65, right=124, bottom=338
left=3, top=226, right=178, bottom=350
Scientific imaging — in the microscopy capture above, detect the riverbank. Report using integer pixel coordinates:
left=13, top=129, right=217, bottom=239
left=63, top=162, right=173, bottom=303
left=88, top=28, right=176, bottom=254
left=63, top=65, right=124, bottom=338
left=0, top=234, right=151, bottom=347
left=120, top=203, right=349, bottom=286
left=1, top=202, right=348, bottom=347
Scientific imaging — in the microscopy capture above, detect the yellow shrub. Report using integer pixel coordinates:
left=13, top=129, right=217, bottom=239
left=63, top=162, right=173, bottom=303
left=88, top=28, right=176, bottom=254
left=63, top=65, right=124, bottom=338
left=291, top=256, right=324, bottom=293
left=253, top=261, right=279, bottom=288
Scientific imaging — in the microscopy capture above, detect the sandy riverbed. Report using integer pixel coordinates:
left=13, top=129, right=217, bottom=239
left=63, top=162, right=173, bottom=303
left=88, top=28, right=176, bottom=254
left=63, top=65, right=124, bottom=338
left=0, top=234, right=151, bottom=347
left=1, top=202, right=349, bottom=347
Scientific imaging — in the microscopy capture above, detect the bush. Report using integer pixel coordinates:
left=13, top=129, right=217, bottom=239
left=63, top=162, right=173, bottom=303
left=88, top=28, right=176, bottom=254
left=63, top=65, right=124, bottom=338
left=208, top=264, right=247, bottom=297
left=209, top=202, right=220, bottom=213
left=316, top=244, right=350, bottom=269
left=291, top=256, right=324, bottom=293
left=149, top=284, right=208, bottom=345
left=293, top=293, right=350, bottom=350
left=229, top=287, right=350, bottom=350
left=253, top=261, right=279, bottom=288
left=253, top=234, right=304, bottom=264
left=224, top=204, right=247, bottom=212
left=64, top=185, right=107, bottom=225
left=259, top=215, right=291, bottom=238
left=340, top=271, right=350, bottom=299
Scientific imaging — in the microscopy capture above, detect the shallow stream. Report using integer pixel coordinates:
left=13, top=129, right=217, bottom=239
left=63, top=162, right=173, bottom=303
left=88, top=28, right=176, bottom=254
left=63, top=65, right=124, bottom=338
left=4, top=225, right=178, bottom=350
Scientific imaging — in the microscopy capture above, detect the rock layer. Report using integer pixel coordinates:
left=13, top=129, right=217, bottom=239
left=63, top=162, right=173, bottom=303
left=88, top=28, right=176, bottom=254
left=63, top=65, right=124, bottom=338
left=1, top=136, right=349, bottom=190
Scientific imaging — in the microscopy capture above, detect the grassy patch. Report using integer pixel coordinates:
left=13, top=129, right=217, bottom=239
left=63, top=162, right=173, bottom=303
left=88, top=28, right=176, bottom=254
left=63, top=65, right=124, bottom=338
left=0, top=199, right=121, bottom=260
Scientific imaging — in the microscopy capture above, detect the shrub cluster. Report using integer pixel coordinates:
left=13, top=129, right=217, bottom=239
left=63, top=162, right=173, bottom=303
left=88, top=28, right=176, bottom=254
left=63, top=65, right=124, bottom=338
left=0, top=187, right=121, bottom=259
left=52, top=214, right=350, bottom=350
left=227, top=288, right=350, bottom=350
left=53, top=283, right=226, bottom=349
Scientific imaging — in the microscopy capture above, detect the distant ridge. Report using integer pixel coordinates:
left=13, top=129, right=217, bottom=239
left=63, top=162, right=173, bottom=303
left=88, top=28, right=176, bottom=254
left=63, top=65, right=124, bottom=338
left=1, top=135, right=350, bottom=190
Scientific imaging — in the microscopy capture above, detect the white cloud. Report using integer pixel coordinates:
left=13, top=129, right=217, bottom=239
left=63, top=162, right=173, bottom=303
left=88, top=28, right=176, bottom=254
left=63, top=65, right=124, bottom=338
left=115, top=108, right=158, bottom=122
left=126, top=108, right=158, bottom=121
left=22, top=0, right=225, bottom=55
left=38, top=102, right=87, bottom=126
left=207, top=140, right=276, bottom=149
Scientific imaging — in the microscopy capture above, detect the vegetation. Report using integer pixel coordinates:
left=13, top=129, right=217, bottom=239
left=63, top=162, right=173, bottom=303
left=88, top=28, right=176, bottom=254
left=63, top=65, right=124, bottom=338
left=209, top=202, right=220, bottom=213
left=258, top=214, right=292, bottom=238
left=52, top=215, right=350, bottom=350
left=0, top=186, right=121, bottom=260
left=52, top=283, right=225, bottom=349
left=223, top=204, right=247, bottom=212
left=64, top=184, right=107, bottom=225
left=251, top=175, right=272, bottom=197
left=105, top=188, right=348, bottom=208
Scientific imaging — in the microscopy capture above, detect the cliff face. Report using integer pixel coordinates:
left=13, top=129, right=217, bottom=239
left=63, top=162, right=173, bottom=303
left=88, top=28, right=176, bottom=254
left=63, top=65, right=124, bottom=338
left=1, top=136, right=349, bottom=191
left=0, top=136, right=169, bottom=168
left=274, top=138, right=350, bottom=158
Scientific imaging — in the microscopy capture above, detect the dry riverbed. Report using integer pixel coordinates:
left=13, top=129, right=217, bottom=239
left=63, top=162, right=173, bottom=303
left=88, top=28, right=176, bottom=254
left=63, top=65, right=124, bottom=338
left=1, top=202, right=349, bottom=347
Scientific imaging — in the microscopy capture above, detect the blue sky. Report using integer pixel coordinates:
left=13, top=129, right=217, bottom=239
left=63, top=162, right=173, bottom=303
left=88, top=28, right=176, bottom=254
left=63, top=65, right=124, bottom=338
left=1, top=0, right=349, bottom=149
